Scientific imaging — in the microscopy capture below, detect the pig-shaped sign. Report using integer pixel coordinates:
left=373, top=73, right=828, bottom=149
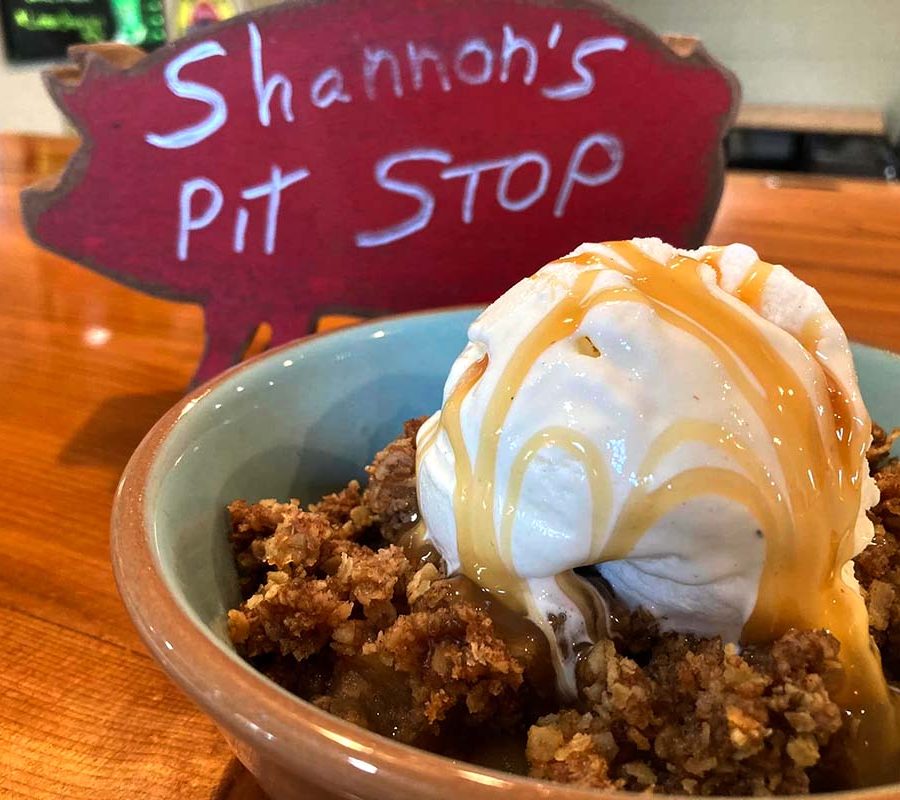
left=23, top=0, right=738, bottom=384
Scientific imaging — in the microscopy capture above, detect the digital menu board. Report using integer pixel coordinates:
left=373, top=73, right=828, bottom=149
left=1, top=0, right=166, bottom=62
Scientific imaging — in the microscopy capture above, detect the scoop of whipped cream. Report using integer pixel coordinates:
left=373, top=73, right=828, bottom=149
left=415, top=238, right=878, bottom=697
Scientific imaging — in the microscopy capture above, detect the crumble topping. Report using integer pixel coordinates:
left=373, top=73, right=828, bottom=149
left=528, top=630, right=842, bottom=794
left=856, top=423, right=900, bottom=681
left=225, top=421, right=900, bottom=794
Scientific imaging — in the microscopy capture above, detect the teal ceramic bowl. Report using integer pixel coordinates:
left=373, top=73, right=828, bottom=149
left=111, top=307, right=900, bottom=800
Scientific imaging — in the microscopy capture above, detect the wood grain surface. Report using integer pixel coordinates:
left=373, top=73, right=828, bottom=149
left=2, top=134, right=900, bottom=799
left=735, top=104, right=886, bottom=136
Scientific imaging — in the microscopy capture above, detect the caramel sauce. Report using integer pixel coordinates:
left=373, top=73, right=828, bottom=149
left=438, top=285, right=641, bottom=601
left=554, top=570, right=611, bottom=644
left=502, top=426, right=612, bottom=573
left=396, top=521, right=557, bottom=697
left=395, top=521, right=442, bottom=570
left=733, top=258, right=775, bottom=307
left=443, top=574, right=557, bottom=695
left=418, top=241, right=900, bottom=785
left=597, top=419, right=783, bottom=563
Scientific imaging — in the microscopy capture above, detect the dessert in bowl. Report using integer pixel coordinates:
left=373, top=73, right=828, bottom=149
left=112, top=239, right=900, bottom=799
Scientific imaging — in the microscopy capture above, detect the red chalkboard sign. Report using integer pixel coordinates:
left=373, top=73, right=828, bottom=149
left=22, top=0, right=739, bottom=384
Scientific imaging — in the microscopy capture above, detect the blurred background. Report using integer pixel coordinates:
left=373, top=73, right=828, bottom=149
left=4, top=0, right=898, bottom=179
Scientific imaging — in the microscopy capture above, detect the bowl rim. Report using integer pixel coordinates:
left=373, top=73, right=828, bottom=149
left=111, top=306, right=900, bottom=800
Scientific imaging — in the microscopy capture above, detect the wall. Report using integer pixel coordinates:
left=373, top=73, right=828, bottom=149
left=0, top=10, right=67, bottom=135
left=615, top=0, right=900, bottom=110
left=0, top=63, right=65, bottom=135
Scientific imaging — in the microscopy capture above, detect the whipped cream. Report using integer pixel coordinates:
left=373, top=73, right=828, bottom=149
left=416, top=238, right=878, bottom=697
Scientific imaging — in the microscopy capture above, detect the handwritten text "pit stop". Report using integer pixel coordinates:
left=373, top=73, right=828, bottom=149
left=146, top=20, right=628, bottom=260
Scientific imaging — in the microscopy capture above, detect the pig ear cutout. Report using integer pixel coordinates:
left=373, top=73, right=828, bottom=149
left=44, top=43, right=146, bottom=97
left=68, top=42, right=147, bottom=71
left=661, top=34, right=702, bottom=60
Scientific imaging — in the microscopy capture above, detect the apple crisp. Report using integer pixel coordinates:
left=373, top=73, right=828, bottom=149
left=225, top=420, right=900, bottom=794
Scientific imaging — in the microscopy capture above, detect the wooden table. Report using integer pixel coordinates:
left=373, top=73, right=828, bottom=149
left=735, top=104, right=886, bottom=137
left=3, top=134, right=900, bottom=799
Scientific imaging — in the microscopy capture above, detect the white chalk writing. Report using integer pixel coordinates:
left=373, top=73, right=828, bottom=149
left=355, top=149, right=453, bottom=247
left=497, top=151, right=550, bottom=211
left=154, top=22, right=636, bottom=261
left=547, top=22, right=562, bottom=49
left=406, top=42, right=452, bottom=92
left=441, top=156, right=510, bottom=223
left=249, top=21, right=295, bottom=126
left=233, top=206, right=249, bottom=253
left=241, top=164, right=310, bottom=254
left=454, top=37, right=494, bottom=85
left=500, top=24, right=538, bottom=84
left=146, top=41, right=227, bottom=149
left=310, top=67, right=351, bottom=108
left=441, top=150, right=551, bottom=222
left=176, top=163, right=309, bottom=260
left=363, top=47, right=404, bottom=100
left=554, top=132, right=623, bottom=217
left=357, top=132, right=622, bottom=245
left=542, top=36, right=627, bottom=100
left=177, top=177, right=223, bottom=260
left=149, top=21, right=632, bottom=144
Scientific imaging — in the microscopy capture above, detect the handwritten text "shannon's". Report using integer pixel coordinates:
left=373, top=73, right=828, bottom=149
left=145, top=21, right=629, bottom=260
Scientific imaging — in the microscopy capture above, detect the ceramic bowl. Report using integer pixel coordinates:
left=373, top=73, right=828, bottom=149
left=111, top=307, right=900, bottom=800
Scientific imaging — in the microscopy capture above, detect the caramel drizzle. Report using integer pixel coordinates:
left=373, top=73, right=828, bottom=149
left=501, top=426, right=612, bottom=574
left=598, top=419, right=783, bottom=563
left=440, top=283, right=644, bottom=607
left=421, top=241, right=898, bottom=786
left=732, top=258, right=774, bottom=307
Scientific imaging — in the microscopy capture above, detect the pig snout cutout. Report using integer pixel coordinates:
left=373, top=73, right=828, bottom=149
left=21, top=0, right=739, bottom=386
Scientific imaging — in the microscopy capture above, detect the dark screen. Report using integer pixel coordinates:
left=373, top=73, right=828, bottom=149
left=1, top=0, right=166, bottom=62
